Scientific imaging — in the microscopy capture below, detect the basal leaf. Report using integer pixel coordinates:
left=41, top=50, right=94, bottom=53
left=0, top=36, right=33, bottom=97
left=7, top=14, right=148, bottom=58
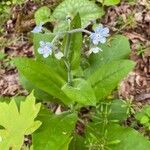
left=51, top=0, right=104, bottom=32
left=33, top=110, right=77, bottom=150
left=0, top=92, right=41, bottom=150
left=87, top=60, right=135, bottom=101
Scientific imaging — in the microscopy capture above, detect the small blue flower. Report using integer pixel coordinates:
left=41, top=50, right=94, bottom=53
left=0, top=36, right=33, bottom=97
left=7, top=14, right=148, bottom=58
left=90, top=24, right=109, bottom=45
left=38, top=41, right=52, bottom=58
left=32, top=23, right=43, bottom=33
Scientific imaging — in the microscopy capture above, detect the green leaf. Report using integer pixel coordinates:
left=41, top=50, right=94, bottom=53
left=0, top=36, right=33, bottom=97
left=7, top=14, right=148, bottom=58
left=85, top=123, right=150, bottom=150
left=13, top=57, right=71, bottom=105
left=98, top=0, right=120, bottom=6
left=135, top=105, right=150, bottom=126
left=51, top=0, right=104, bottom=32
left=33, top=110, right=77, bottom=150
left=107, top=124, right=150, bottom=150
left=87, top=60, right=135, bottom=101
left=85, top=35, right=131, bottom=77
left=69, top=135, right=87, bottom=150
left=62, top=78, right=97, bottom=106
left=19, top=73, right=55, bottom=102
left=0, top=92, right=41, bottom=150
left=35, top=6, right=51, bottom=25
left=108, top=100, right=128, bottom=122
left=69, top=13, right=82, bottom=72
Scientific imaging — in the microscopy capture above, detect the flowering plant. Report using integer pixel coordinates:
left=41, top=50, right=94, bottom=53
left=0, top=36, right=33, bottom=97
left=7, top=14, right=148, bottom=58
left=1, top=0, right=150, bottom=150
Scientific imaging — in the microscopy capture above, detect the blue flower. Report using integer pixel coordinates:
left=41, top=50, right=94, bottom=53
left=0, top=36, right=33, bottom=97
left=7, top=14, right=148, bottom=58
left=32, top=23, right=43, bottom=33
left=38, top=41, right=52, bottom=58
left=90, top=24, right=109, bottom=45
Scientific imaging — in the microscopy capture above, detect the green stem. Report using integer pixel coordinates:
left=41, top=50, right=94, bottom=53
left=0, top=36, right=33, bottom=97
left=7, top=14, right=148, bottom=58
left=64, top=33, right=72, bottom=85
left=49, top=28, right=92, bottom=36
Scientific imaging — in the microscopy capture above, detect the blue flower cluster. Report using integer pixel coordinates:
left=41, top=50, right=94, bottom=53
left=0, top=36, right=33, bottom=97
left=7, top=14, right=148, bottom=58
left=32, top=23, right=110, bottom=58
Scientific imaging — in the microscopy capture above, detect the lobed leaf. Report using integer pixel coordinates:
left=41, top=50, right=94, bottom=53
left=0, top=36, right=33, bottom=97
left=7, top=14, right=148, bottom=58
left=0, top=92, right=41, bottom=150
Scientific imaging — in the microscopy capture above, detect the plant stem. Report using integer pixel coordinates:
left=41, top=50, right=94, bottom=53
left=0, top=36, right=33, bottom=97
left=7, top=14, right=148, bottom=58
left=49, top=28, right=92, bottom=36
left=64, top=33, right=72, bottom=85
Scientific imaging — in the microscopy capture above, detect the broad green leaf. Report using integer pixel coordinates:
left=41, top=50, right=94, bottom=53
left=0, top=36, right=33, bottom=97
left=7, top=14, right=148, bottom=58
left=62, top=78, right=97, bottom=106
left=33, top=110, right=77, bottom=150
left=85, top=35, right=131, bottom=77
left=107, top=124, right=150, bottom=150
left=51, top=0, right=104, bottom=32
left=19, top=73, right=56, bottom=102
left=35, top=6, right=51, bottom=25
left=98, top=0, right=120, bottom=6
left=87, top=60, right=135, bottom=101
left=69, top=13, right=82, bottom=72
left=0, top=92, right=41, bottom=150
left=13, top=57, right=71, bottom=105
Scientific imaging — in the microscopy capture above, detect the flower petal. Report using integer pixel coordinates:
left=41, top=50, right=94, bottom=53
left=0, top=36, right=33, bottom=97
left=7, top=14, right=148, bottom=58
left=99, top=37, right=106, bottom=44
left=43, top=52, right=50, bottom=58
left=93, top=38, right=99, bottom=45
left=90, top=47, right=102, bottom=53
left=38, top=48, right=44, bottom=54
left=32, top=26, right=42, bottom=33
left=39, top=41, right=45, bottom=47
left=55, top=51, right=64, bottom=60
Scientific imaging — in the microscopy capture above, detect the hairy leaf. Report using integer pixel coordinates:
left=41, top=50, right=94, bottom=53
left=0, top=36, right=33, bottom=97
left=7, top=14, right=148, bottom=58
left=51, top=0, right=104, bottom=32
left=35, top=6, right=51, bottom=25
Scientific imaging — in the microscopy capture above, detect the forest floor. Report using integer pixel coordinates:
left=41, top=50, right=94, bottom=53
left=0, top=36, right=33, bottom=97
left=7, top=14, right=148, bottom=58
left=0, top=0, right=150, bottom=134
